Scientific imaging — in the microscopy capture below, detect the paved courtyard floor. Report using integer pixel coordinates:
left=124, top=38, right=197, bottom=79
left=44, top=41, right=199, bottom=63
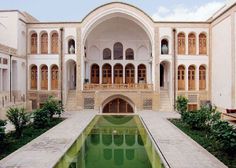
left=0, top=111, right=227, bottom=168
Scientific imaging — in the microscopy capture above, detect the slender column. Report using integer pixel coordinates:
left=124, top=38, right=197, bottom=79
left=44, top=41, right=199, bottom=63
left=111, top=65, right=114, bottom=84
left=99, top=65, right=102, bottom=84
left=37, top=33, right=40, bottom=54
left=37, top=66, right=40, bottom=90
left=186, top=35, right=188, bottom=55
left=185, top=67, right=188, bottom=91
left=196, top=66, right=199, bottom=91
left=196, top=34, right=199, bottom=55
left=48, top=34, right=51, bottom=54
left=48, top=67, right=51, bottom=90
left=123, top=65, right=125, bottom=84
left=0, top=69, right=2, bottom=91
left=135, top=65, right=138, bottom=83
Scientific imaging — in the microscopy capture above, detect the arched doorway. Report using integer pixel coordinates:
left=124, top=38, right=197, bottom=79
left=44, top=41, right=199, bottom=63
left=160, top=61, right=170, bottom=89
left=114, top=64, right=123, bottom=84
left=160, top=64, right=164, bottom=87
left=66, top=60, right=76, bottom=90
left=91, top=64, right=99, bottom=84
left=103, top=98, right=134, bottom=113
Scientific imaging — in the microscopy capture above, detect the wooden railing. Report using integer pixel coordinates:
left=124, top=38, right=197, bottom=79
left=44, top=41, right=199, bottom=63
left=83, top=83, right=153, bottom=90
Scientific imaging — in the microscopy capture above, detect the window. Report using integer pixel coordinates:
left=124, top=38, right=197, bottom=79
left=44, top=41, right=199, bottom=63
left=113, top=42, right=123, bottom=60
left=103, top=48, right=111, bottom=60
left=138, top=64, right=146, bottom=83
left=51, top=32, right=58, bottom=54
left=91, top=64, right=99, bottom=84
left=102, top=64, right=112, bottom=84
left=188, top=33, right=196, bottom=55
left=31, top=65, right=37, bottom=89
left=68, top=39, right=75, bottom=54
left=31, top=33, right=37, bottom=54
left=199, top=65, right=206, bottom=90
left=41, top=65, right=48, bottom=90
left=178, top=33, right=185, bottom=55
left=178, top=65, right=185, bottom=90
left=161, top=39, right=169, bottom=54
left=51, top=65, right=58, bottom=90
left=125, top=48, right=134, bottom=60
left=41, top=33, right=48, bottom=54
left=188, top=104, right=198, bottom=111
left=188, top=65, right=195, bottom=90
left=125, top=64, right=135, bottom=84
left=199, top=33, right=207, bottom=55
left=114, top=64, right=123, bottom=84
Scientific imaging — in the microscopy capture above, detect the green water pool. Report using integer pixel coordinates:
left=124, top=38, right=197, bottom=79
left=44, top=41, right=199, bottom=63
left=54, top=115, right=166, bottom=168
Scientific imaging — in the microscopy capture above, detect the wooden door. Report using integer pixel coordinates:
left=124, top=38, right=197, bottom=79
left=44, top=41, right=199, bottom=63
left=138, top=64, right=146, bottom=83
left=51, top=65, right=58, bottom=90
left=125, top=64, right=135, bottom=84
left=114, top=64, right=123, bottom=84
left=31, top=66, right=37, bottom=89
left=178, top=66, right=185, bottom=90
left=91, top=64, right=99, bottom=84
left=199, top=66, right=206, bottom=90
left=102, top=64, right=111, bottom=84
left=41, top=66, right=48, bottom=90
left=188, top=66, right=195, bottom=90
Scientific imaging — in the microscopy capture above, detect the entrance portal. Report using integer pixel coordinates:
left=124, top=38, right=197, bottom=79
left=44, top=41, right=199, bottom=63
left=103, top=98, right=134, bottom=113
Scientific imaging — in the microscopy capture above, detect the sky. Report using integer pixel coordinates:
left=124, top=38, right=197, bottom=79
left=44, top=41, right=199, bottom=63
left=0, top=0, right=229, bottom=22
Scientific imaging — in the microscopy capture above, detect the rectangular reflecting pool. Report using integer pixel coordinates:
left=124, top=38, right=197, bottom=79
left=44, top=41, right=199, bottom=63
left=54, top=115, right=166, bottom=168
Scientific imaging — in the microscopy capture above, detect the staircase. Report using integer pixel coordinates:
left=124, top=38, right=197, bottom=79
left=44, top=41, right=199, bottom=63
left=160, top=90, right=173, bottom=112
left=65, top=90, right=78, bottom=111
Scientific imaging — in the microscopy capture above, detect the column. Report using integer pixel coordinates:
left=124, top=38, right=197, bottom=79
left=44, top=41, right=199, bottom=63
left=196, top=66, right=199, bottom=91
left=185, top=35, right=188, bottom=55
left=99, top=65, right=102, bottom=84
left=196, top=34, right=199, bottom=55
left=135, top=65, right=138, bottom=83
left=48, top=34, right=51, bottom=54
left=48, top=67, right=51, bottom=90
left=111, top=65, right=114, bottom=84
left=123, top=65, right=125, bottom=84
left=37, top=32, right=40, bottom=54
left=37, top=66, right=40, bottom=90
left=0, top=69, right=2, bottom=91
left=185, top=67, right=188, bottom=91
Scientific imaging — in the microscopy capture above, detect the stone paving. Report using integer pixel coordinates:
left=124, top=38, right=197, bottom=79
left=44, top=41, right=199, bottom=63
left=0, top=111, right=96, bottom=168
left=140, top=111, right=227, bottom=168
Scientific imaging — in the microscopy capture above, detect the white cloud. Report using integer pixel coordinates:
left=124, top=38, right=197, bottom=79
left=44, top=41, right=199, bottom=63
left=152, top=1, right=225, bottom=21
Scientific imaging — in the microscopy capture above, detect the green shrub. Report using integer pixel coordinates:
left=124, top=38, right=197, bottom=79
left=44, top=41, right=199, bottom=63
left=42, top=96, right=64, bottom=119
left=6, top=107, right=30, bottom=138
left=0, top=120, right=6, bottom=141
left=211, top=120, right=236, bottom=153
left=33, top=109, right=50, bottom=129
left=176, top=96, right=188, bottom=114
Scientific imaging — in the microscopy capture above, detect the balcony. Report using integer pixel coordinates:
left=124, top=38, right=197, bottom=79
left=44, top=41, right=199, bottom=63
left=83, top=83, right=153, bottom=91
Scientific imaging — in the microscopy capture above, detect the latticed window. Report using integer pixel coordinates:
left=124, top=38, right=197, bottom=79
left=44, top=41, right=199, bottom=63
left=188, top=65, right=195, bottom=90
left=199, top=65, right=206, bottom=90
left=138, top=64, right=146, bottom=83
left=41, top=65, right=48, bottom=90
left=178, top=65, right=185, bottom=90
left=125, top=48, right=134, bottom=60
left=102, top=64, right=112, bottom=84
left=178, top=33, right=185, bottom=55
left=51, top=65, right=58, bottom=90
left=31, top=33, right=37, bottom=54
left=114, top=64, right=123, bottom=84
left=188, top=33, right=196, bottom=55
left=103, top=48, right=111, bottom=60
left=41, top=33, right=48, bottom=54
left=91, top=64, right=99, bottom=84
left=125, top=64, right=135, bottom=84
left=31, top=65, right=37, bottom=89
left=114, top=42, right=123, bottom=60
left=51, top=33, right=58, bottom=54
left=199, top=33, right=207, bottom=55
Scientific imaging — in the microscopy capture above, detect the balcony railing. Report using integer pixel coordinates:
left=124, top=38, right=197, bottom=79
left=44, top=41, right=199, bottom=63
left=83, top=83, right=153, bottom=91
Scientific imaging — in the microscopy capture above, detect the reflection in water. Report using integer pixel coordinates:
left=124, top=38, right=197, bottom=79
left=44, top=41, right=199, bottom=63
left=54, top=116, right=165, bottom=168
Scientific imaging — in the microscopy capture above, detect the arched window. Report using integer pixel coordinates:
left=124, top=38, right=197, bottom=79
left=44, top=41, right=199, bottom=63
left=125, top=48, right=134, bottom=60
left=68, top=39, right=75, bottom=54
left=178, top=65, right=185, bottom=90
left=188, top=65, right=195, bottom=90
left=31, top=33, right=37, bottom=54
left=41, top=33, right=48, bottom=54
left=138, top=64, right=146, bottom=83
left=91, top=64, right=99, bottom=84
left=51, top=32, right=58, bottom=54
left=31, top=65, right=37, bottom=89
left=114, top=64, right=123, bottom=84
left=199, top=33, right=207, bottom=55
left=51, top=65, right=58, bottom=90
left=161, top=39, right=169, bottom=54
left=103, top=48, right=111, bottom=60
left=125, top=64, right=135, bottom=84
left=178, top=33, right=185, bottom=55
left=199, top=65, right=206, bottom=90
left=102, top=64, right=112, bottom=84
left=41, top=65, right=48, bottom=90
left=113, top=42, right=123, bottom=60
left=188, top=33, right=196, bottom=55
